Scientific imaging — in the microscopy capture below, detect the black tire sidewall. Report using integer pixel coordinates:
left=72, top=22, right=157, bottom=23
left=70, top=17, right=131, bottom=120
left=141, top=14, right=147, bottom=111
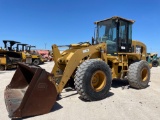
left=82, top=61, right=112, bottom=100
left=152, top=60, right=159, bottom=67
left=133, top=61, right=150, bottom=88
left=33, top=59, right=40, bottom=65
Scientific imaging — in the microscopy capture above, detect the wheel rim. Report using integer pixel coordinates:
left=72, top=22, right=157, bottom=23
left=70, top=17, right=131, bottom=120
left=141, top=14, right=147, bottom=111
left=33, top=60, right=39, bottom=65
left=141, top=68, right=148, bottom=81
left=91, top=70, right=106, bottom=92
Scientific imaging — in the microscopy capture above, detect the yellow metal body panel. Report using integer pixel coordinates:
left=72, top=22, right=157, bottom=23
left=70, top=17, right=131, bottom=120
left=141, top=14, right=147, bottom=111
left=132, top=40, right=147, bottom=60
left=21, top=52, right=26, bottom=59
left=20, top=52, right=27, bottom=62
left=31, top=55, right=39, bottom=59
left=0, top=56, right=6, bottom=65
left=31, top=54, right=44, bottom=62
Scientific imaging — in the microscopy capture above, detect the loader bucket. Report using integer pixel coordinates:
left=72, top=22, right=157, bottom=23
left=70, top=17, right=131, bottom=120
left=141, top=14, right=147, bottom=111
left=4, top=63, right=58, bottom=118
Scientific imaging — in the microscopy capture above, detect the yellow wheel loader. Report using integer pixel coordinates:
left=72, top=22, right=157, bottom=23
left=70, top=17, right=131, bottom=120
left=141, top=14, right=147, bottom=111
left=0, top=41, right=34, bottom=70
left=0, top=40, right=22, bottom=70
left=4, top=16, right=151, bottom=118
left=15, top=44, right=44, bottom=65
left=25, top=45, right=45, bottom=65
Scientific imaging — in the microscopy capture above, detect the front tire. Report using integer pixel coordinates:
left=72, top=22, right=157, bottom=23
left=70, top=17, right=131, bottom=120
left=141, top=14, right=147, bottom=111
left=127, top=60, right=150, bottom=89
left=152, top=60, right=159, bottom=67
left=74, top=59, right=112, bottom=101
left=33, top=59, right=40, bottom=66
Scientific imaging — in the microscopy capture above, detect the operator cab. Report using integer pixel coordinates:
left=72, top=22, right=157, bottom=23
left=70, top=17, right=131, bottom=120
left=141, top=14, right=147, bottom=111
left=3, top=40, right=20, bottom=51
left=95, top=16, right=135, bottom=55
left=26, top=45, right=36, bottom=52
left=16, top=43, right=28, bottom=52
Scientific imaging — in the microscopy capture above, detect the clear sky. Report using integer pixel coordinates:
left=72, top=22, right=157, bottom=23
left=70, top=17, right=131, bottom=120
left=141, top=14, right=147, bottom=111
left=0, top=0, right=160, bottom=55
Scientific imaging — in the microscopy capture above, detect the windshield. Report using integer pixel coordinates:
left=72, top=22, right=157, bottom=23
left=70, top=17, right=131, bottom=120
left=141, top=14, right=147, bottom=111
left=96, top=20, right=117, bottom=54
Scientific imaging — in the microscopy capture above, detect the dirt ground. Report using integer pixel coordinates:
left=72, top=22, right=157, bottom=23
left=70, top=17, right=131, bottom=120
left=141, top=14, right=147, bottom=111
left=0, top=61, right=160, bottom=120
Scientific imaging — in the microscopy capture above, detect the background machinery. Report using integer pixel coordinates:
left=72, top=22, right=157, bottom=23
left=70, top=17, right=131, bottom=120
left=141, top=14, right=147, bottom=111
left=4, top=16, right=151, bottom=118
left=36, top=49, right=52, bottom=61
left=147, top=53, right=159, bottom=67
left=0, top=40, right=44, bottom=70
left=25, top=45, right=45, bottom=65
left=0, top=40, right=22, bottom=70
left=17, top=44, right=45, bottom=65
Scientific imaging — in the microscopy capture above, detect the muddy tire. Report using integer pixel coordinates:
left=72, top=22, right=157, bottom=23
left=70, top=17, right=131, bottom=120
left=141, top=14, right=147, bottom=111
left=152, top=60, right=159, bottom=67
left=74, top=59, right=112, bottom=101
left=33, top=59, right=40, bottom=66
left=127, top=60, right=150, bottom=89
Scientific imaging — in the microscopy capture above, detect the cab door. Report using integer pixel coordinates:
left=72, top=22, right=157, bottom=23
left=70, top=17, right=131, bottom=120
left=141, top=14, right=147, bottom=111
left=118, top=20, right=132, bottom=53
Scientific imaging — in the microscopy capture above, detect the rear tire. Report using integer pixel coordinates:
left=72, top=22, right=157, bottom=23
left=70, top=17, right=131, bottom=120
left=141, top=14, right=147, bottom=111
left=127, top=60, right=150, bottom=89
left=33, top=59, right=40, bottom=66
left=74, top=59, right=112, bottom=101
left=152, top=60, right=159, bottom=67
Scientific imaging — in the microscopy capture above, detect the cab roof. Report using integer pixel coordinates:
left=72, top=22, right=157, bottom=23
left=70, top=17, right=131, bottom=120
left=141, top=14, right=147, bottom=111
left=94, top=16, right=135, bottom=24
left=3, top=40, right=20, bottom=43
left=17, top=43, right=28, bottom=45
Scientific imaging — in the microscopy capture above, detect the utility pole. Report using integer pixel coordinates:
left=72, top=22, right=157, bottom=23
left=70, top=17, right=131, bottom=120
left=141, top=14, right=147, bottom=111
left=45, top=43, right=47, bottom=49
